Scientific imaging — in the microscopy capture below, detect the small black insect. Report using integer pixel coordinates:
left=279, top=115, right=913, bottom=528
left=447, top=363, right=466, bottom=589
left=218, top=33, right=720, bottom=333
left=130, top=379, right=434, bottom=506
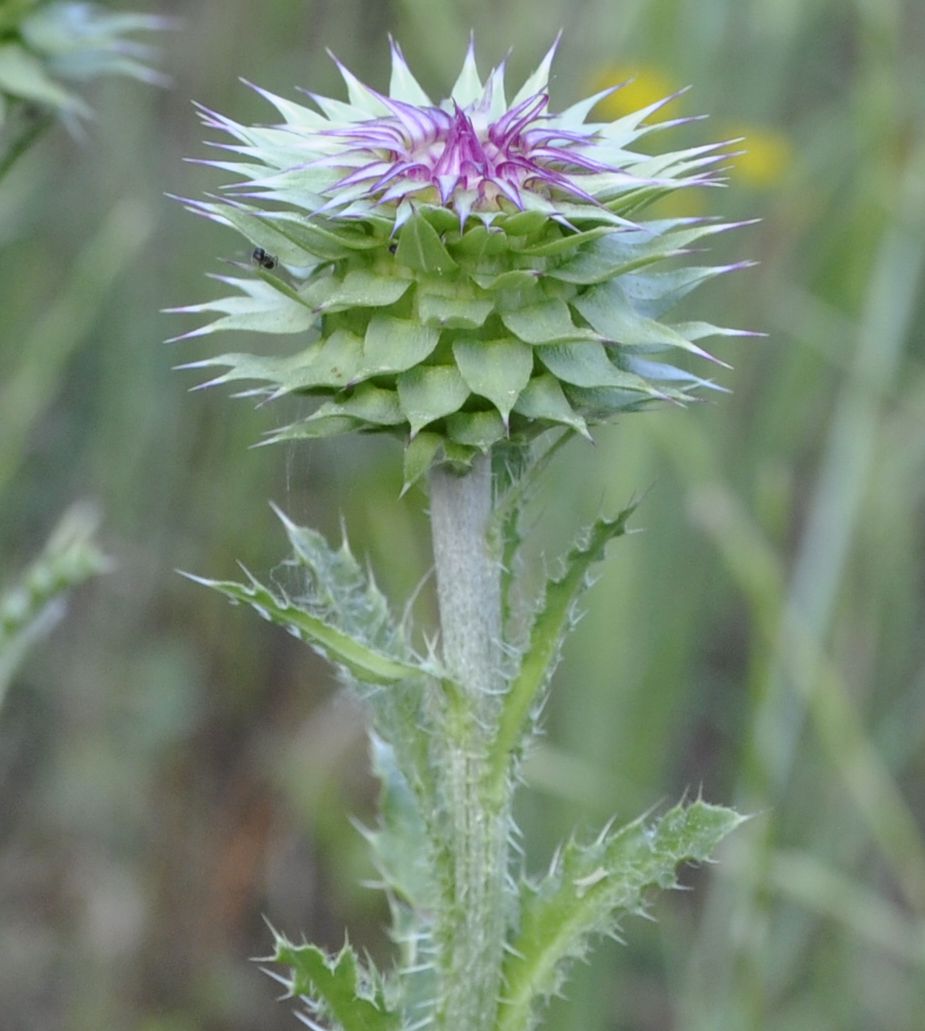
left=251, top=246, right=278, bottom=270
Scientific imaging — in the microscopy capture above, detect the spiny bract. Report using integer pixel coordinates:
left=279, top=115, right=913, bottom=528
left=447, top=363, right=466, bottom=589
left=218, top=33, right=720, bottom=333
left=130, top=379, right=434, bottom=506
left=173, top=37, right=752, bottom=488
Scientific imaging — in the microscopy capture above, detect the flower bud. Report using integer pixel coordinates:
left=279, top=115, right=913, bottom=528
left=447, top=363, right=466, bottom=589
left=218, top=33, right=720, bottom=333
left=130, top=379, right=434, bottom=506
left=176, top=38, right=751, bottom=487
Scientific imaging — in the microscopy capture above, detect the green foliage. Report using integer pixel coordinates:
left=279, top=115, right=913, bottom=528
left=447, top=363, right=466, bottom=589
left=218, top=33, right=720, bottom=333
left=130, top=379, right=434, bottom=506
left=0, top=1, right=167, bottom=136
left=268, top=931, right=400, bottom=1031
left=488, top=502, right=640, bottom=796
left=497, top=801, right=746, bottom=1031
left=196, top=480, right=742, bottom=1030
left=183, top=508, right=430, bottom=689
left=0, top=39, right=86, bottom=116
left=364, top=734, right=433, bottom=912
left=397, top=364, right=470, bottom=437
left=0, top=504, right=109, bottom=705
left=190, top=509, right=444, bottom=867
left=0, top=3, right=166, bottom=180
left=5, top=2, right=925, bottom=1030
left=192, top=570, right=423, bottom=686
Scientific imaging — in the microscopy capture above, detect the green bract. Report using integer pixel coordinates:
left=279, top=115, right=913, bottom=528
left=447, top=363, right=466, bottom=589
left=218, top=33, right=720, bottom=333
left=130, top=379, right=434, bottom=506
left=176, top=39, right=752, bottom=487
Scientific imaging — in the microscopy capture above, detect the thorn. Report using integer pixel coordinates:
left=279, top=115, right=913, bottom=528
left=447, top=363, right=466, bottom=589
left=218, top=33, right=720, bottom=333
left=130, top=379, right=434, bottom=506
left=293, top=1011, right=328, bottom=1031
left=259, top=966, right=291, bottom=988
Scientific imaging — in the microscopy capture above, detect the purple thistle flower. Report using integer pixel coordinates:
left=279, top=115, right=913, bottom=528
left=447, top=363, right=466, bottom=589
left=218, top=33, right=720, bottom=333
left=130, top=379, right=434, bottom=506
left=177, top=37, right=753, bottom=488
left=201, top=37, right=722, bottom=232
left=322, top=86, right=611, bottom=218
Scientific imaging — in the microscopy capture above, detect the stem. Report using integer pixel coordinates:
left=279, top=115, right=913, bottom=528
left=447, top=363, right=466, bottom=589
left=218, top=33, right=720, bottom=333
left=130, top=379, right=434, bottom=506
left=429, top=455, right=509, bottom=1031
left=0, top=106, right=53, bottom=183
left=430, top=455, right=501, bottom=709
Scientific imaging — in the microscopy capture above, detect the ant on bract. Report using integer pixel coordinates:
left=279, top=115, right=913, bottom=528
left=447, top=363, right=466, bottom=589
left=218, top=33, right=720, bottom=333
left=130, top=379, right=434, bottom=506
left=251, top=247, right=278, bottom=270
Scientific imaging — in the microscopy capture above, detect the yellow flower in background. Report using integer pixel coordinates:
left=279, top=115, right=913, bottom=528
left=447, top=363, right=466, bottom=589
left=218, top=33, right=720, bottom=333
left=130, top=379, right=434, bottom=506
left=589, top=63, right=677, bottom=121
left=723, top=125, right=792, bottom=188
left=589, top=64, right=791, bottom=192
left=587, top=64, right=702, bottom=216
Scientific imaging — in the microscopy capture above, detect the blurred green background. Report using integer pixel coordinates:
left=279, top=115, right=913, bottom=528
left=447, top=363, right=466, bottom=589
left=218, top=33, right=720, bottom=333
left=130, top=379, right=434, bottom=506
left=1, top=0, right=924, bottom=1028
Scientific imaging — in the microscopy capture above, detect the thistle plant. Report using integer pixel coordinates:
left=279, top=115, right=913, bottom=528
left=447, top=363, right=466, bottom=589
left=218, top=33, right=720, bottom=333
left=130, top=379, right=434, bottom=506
left=0, top=0, right=168, bottom=176
left=175, top=38, right=749, bottom=1031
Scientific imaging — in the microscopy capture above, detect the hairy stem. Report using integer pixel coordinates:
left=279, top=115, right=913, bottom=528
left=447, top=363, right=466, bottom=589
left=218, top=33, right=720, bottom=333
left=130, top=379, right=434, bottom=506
left=429, top=455, right=509, bottom=1031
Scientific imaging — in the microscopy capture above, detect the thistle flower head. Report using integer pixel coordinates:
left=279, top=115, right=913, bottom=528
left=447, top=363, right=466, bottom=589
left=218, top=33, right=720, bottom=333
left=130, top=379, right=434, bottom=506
left=174, top=38, right=753, bottom=489
left=275, top=37, right=657, bottom=229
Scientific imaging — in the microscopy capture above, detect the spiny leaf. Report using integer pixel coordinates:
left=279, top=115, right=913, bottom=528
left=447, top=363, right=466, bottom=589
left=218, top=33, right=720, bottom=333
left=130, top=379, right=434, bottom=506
left=612, top=263, right=749, bottom=320
left=469, top=268, right=543, bottom=292
left=496, top=800, right=747, bottom=1031
left=449, top=38, right=482, bottom=107
left=185, top=198, right=377, bottom=262
left=388, top=39, right=432, bottom=106
left=184, top=507, right=441, bottom=690
left=510, top=34, right=560, bottom=107
left=445, top=221, right=503, bottom=260
left=670, top=319, right=759, bottom=342
left=364, top=734, right=434, bottom=910
left=183, top=572, right=422, bottom=686
left=519, top=225, right=614, bottom=257
left=417, top=204, right=460, bottom=234
left=489, top=432, right=576, bottom=632
left=624, top=356, right=727, bottom=393
left=487, top=503, right=639, bottom=795
left=495, top=210, right=549, bottom=237
left=269, top=933, right=400, bottom=1031
left=547, top=219, right=743, bottom=284
left=179, top=331, right=365, bottom=395
left=327, top=384, right=405, bottom=425
left=264, top=412, right=364, bottom=443
left=441, top=438, right=478, bottom=470
left=563, top=382, right=665, bottom=418
left=266, top=385, right=405, bottom=444
left=274, top=505, right=401, bottom=651
left=331, top=56, right=392, bottom=116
